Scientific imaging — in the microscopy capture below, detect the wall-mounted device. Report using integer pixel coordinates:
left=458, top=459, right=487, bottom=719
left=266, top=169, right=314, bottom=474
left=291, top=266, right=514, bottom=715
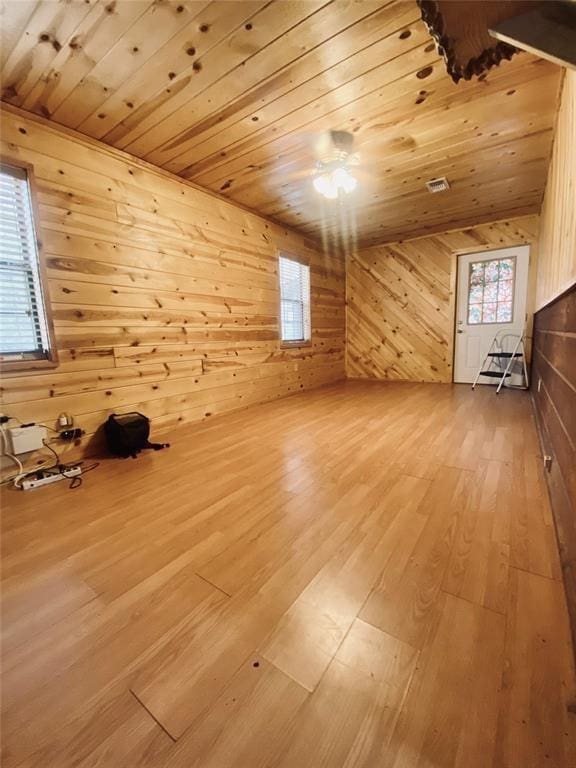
left=59, top=428, right=84, bottom=441
left=7, top=425, right=47, bottom=455
left=58, top=412, right=74, bottom=429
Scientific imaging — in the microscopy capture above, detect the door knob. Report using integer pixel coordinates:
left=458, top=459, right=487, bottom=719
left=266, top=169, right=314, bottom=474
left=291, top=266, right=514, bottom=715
left=457, top=329, right=464, bottom=334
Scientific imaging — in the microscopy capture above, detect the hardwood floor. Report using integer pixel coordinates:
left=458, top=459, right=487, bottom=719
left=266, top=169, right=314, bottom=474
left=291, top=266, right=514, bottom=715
left=1, top=381, right=575, bottom=767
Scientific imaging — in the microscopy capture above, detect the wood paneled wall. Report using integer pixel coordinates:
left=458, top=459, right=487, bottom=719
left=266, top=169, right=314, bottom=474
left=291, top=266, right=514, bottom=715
left=537, top=70, right=576, bottom=309
left=531, top=70, right=576, bottom=653
left=0, top=106, right=345, bottom=457
left=532, top=285, right=576, bottom=650
left=346, top=215, right=539, bottom=382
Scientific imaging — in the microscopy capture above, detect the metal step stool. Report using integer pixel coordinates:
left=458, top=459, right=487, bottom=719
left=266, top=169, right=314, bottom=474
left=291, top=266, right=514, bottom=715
left=471, top=330, right=529, bottom=394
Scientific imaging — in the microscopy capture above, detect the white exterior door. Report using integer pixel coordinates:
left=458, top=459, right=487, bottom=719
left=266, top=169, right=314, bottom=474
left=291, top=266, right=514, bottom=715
left=454, top=245, right=530, bottom=384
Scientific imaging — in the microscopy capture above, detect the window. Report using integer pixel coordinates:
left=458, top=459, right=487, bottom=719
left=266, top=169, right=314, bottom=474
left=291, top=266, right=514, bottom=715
left=278, top=254, right=311, bottom=344
left=467, top=256, right=515, bottom=325
left=0, top=161, right=56, bottom=368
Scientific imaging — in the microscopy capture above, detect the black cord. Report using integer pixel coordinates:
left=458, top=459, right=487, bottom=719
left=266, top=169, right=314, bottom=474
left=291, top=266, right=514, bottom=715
left=42, top=439, right=61, bottom=465
left=1, top=434, right=98, bottom=489
left=66, top=461, right=99, bottom=489
left=9, top=440, right=62, bottom=490
left=78, top=462, right=99, bottom=474
left=8, top=441, right=61, bottom=487
left=2, top=436, right=100, bottom=489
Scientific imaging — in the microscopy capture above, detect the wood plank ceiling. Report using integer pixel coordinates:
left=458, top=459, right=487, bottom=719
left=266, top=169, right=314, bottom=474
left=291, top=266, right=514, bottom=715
left=0, top=0, right=562, bottom=247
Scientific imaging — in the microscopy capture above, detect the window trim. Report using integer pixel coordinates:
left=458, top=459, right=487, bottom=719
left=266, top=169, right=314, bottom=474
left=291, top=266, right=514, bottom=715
left=277, top=251, right=312, bottom=349
left=0, top=156, right=58, bottom=372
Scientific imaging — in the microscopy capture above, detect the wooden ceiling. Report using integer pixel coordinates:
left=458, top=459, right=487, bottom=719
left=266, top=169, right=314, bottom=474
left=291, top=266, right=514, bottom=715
left=0, top=0, right=562, bottom=247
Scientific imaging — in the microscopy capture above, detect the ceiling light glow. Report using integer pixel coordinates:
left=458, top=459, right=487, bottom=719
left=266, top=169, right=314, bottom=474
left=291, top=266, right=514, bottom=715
left=313, top=164, right=357, bottom=199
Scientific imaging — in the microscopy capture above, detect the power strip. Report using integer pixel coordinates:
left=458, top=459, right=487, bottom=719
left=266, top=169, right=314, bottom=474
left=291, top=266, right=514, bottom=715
left=21, top=466, right=82, bottom=491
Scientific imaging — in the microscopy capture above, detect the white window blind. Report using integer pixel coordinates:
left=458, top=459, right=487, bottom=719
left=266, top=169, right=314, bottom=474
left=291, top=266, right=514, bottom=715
left=279, top=255, right=311, bottom=343
left=0, top=163, right=51, bottom=358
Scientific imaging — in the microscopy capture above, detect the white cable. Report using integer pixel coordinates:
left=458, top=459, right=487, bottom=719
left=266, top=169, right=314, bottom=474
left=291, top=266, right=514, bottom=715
left=12, top=459, right=56, bottom=490
left=0, top=431, right=59, bottom=490
left=14, top=439, right=62, bottom=489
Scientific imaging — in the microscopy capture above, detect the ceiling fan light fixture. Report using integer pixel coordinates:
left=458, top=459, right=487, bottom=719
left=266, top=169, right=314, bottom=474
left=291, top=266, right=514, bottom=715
left=333, top=166, right=357, bottom=194
left=313, top=164, right=357, bottom=199
left=313, top=172, right=338, bottom=199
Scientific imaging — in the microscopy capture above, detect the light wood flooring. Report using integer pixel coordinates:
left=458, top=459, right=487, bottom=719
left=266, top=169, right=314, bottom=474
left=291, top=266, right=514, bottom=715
left=1, top=381, right=575, bottom=767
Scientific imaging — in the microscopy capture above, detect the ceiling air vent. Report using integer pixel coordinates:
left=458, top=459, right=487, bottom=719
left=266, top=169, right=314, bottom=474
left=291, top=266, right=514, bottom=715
left=425, top=177, right=450, bottom=193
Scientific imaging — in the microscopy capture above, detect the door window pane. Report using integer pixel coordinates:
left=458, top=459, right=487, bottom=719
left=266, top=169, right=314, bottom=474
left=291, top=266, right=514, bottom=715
left=484, top=282, right=498, bottom=303
left=468, top=305, right=482, bottom=324
left=467, top=256, right=515, bottom=325
left=482, top=303, right=497, bottom=323
left=497, top=302, right=512, bottom=322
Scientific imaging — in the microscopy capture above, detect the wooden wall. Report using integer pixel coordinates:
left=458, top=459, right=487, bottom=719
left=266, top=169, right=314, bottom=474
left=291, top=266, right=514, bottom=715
left=532, top=285, right=576, bottom=649
left=346, top=215, right=540, bottom=382
left=530, top=70, right=576, bottom=652
left=536, top=70, right=576, bottom=310
left=0, top=106, right=345, bottom=457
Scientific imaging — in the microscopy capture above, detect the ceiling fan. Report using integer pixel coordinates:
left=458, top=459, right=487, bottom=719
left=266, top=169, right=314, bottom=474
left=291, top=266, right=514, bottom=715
left=311, top=130, right=360, bottom=200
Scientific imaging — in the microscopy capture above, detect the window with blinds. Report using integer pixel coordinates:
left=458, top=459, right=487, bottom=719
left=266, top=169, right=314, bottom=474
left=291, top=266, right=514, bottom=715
left=0, top=163, right=52, bottom=362
left=279, top=254, right=311, bottom=343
